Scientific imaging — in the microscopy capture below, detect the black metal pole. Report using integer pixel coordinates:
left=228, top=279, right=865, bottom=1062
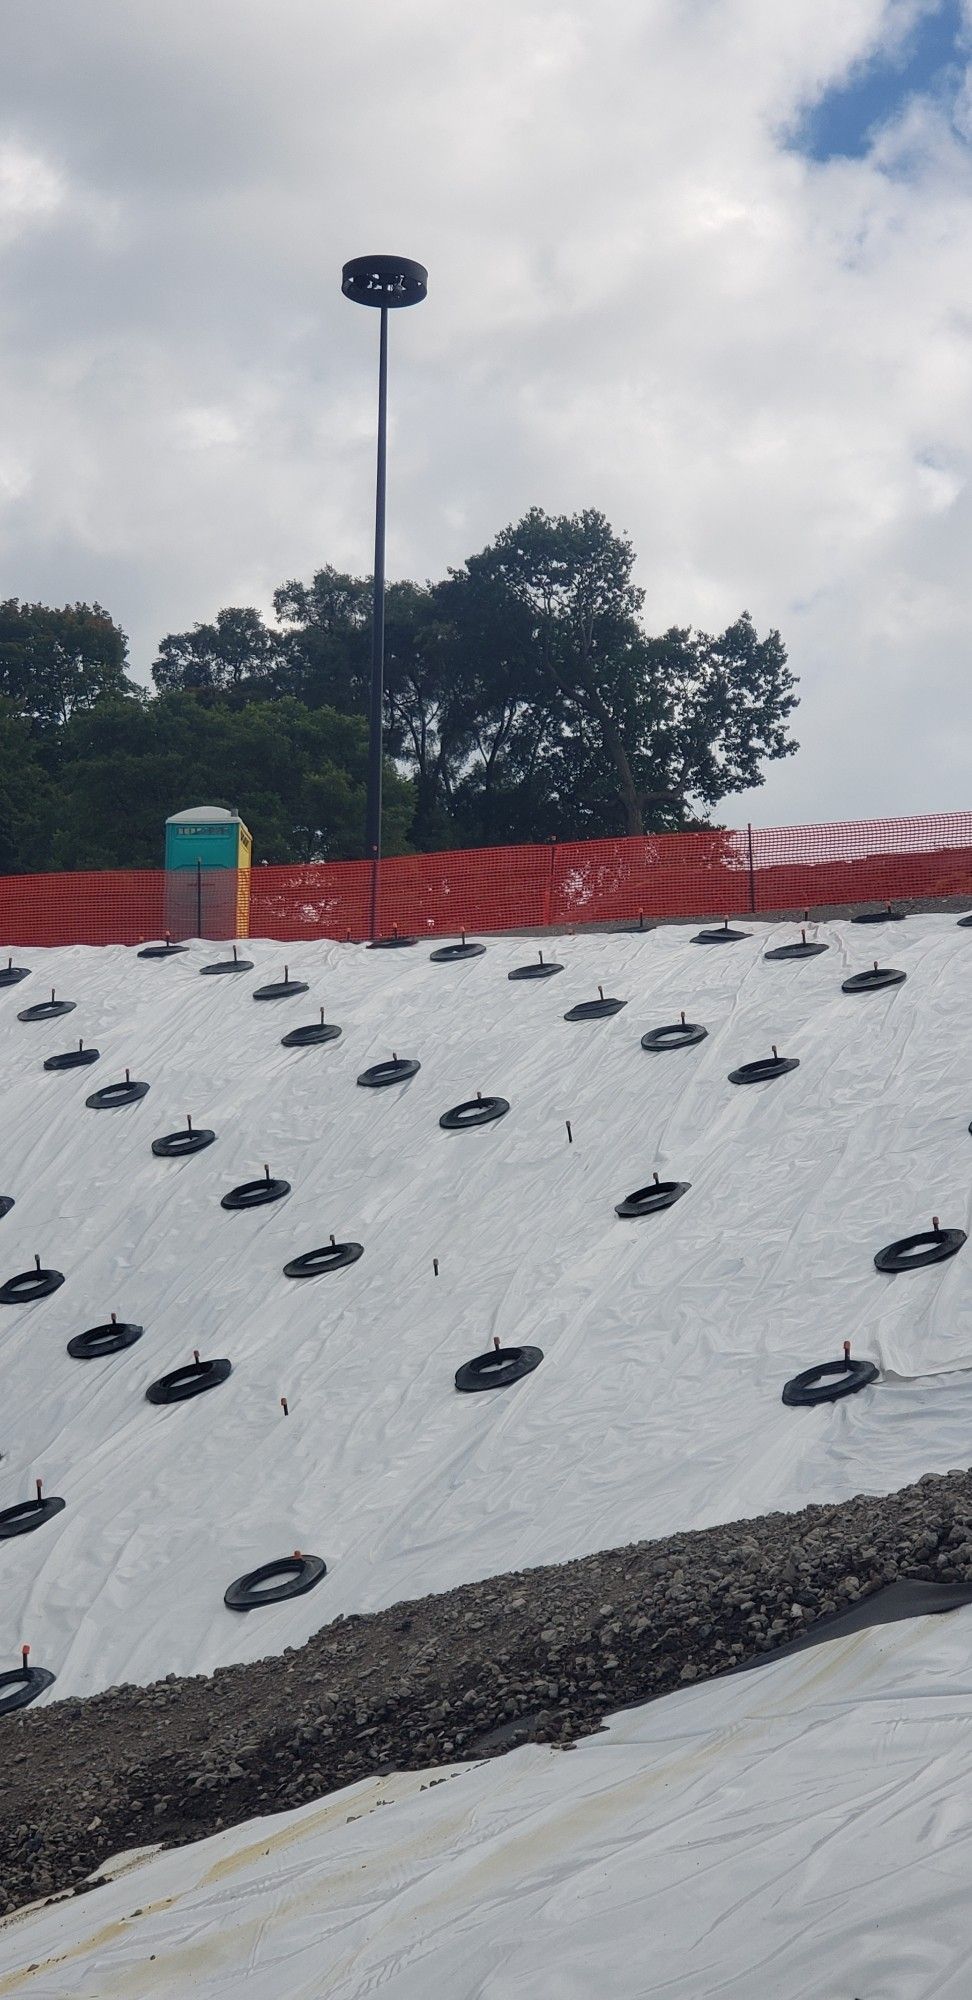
left=746, top=822, right=756, bottom=915
left=196, top=858, right=202, bottom=938
left=367, top=305, right=389, bottom=942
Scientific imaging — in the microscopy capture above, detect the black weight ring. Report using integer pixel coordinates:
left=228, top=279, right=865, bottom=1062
left=152, top=1127, right=216, bottom=1158
left=283, top=1242, right=363, bottom=1278
left=564, top=998, right=627, bottom=1021
left=842, top=968, right=906, bottom=992
left=0, top=1197, right=13, bottom=1220
left=199, top=956, right=254, bottom=975
left=0, top=965, right=30, bottom=986
left=0, top=1266, right=64, bottom=1305
left=146, top=1357, right=232, bottom=1404
left=357, top=1058, right=420, bottom=1087
left=508, top=961, right=563, bottom=980
left=138, top=942, right=188, bottom=958
left=0, top=1667, right=56, bottom=1715
left=430, top=940, right=487, bottom=962
left=224, top=1553, right=327, bottom=1610
left=367, top=935, right=417, bottom=949
left=615, top=1179, right=690, bottom=1218
left=692, top=926, right=750, bottom=944
left=782, top=1358, right=879, bottom=1407
left=957, top=914, right=972, bottom=928
left=728, top=1055, right=799, bottom=1084
left=874, top=1227, right=966, bottom=1274
left=86, top=1079, right=150, bottom=1110
left=18, top=999, right=75, bottom=1022
left=641, top=1021, right=708, bottom=1050
left=440, top=1095, right=510, bottom=1130
left=221, top=1176, right=291, bottom=1210
left=851, top=908, right=906, bottom=924
left=764, top=941, right=829, bottom=961
left=281, top=1022, right=342, bottom=1048
left=455, top=1345, right=543, bottom=1393
left=44, top=1047, right=100, bottom=1071
left=0, top=1495, right=66, bottom=1539
left=253, top=979, right=309, bottom=1000
left=68, top=1320, right=144, bottom=1359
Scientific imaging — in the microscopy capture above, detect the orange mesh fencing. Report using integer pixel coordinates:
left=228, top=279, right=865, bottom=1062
left=1, top=813, right=971, bottom=948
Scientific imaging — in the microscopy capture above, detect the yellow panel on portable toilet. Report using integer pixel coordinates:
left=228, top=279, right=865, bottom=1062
left=163, top=806, right=252, bottom=939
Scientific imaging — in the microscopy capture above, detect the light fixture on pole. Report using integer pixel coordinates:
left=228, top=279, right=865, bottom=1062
left=341, top=254, right=427, bottom=940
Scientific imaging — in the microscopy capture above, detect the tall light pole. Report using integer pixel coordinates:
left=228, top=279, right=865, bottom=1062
left=342, top=254, right=427, bottom=940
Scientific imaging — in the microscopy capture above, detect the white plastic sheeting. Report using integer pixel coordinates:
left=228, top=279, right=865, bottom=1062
left=2, top=915, right=972, bottom=1697
left=4, top=1607, right=972, bottom=1997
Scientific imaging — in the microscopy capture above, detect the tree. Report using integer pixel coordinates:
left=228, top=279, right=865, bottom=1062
left=52, top=694, right=413, bottom=869
left=0, top=703, right=54, bottom=871
left=152, top=608, right=284, bottom=698
left=441, top=509, right=798, bottom=839
left=0, top=599, right=136, bottom=732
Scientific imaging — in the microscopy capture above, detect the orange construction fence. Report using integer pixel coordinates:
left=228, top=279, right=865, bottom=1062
left=1, top=813, right=971, bottom=948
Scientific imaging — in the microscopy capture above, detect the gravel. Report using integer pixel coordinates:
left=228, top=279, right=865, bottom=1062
left=3, top=1464, right=972, bottom=1916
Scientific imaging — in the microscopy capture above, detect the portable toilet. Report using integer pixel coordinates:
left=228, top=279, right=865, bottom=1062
left=163, top=806, right=252, bottom=939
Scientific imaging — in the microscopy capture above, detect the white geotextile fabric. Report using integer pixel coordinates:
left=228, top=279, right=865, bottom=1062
left=3, top=1608, right=972, bottom=1997
left=2, top=916, right=972, bottom=1697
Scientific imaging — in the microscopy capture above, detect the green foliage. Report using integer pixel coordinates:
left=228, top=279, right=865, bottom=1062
left=0, top=511, right=798, bottom=872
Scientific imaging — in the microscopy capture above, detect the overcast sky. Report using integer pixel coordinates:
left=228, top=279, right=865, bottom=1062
left=1, top=0, right=970, bottom=827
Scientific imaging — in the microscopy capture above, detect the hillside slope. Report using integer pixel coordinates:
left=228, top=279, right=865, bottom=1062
left=2, top=915, right=971, bottom=1698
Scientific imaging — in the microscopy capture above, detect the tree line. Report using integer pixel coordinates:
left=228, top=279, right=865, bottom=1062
left=0, top=507, right=798, bottom=872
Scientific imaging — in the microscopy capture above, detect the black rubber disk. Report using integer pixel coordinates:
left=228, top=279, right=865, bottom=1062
left=0, top=1197, right=13, bottom=1221
left=764, top=941, right=829, bottom=961
left=430, top=940, right=487, bottom=962
left=615, top=1179, right=690, bottom=1218
left=0, top=1667, right=55, bottom=1715
left=782, top=1358, right=879, bottom=1406
left=0, top=1495, right=66, bottom=1539
left=641, top=1022, right=707, bottom=1051
left=728, top=1056, right=799, bottom=1084
left=138, top=942, right=188, bottom=958
left=86, top=1080, right=150, bottom=1110
left=455, top=1345, right=543, bottom=1393
left=152, top=1127, right=216, bottom=1157
left=146, top=1357, right=232, bottom=1403
left=68, top=1320, right=144, bottom=1359
left=0, top=966, right=30, bottom=987
left=842, top=968, right=906, bottom=992
left=851, top=909, right=906, bottom=924
left=283, top=1242, right=363, bottom=1278
left=957, top=915, right=972, bottom=929
left=508, top=961, right=563, bottom=980
left=281, top=1022, right=342, bottom=1048
left=692, top=926, right=750, bottom=944
left=0, top=1266, right=64, bottom=1305
left=564, top=998, right=627, bottom=1021
left=224, top=1553, right=326, bottom=1610
left=367, top=935, right=417, bottom=949
left=440, top=1096, right=510, bottom=1130
left=357, top=1058, right=420, bottom=1087
left=18, top=999, right=75, bottom=1022
left=221, top=1176, right=290, bottom=1210
left=874, top=1227, right=966, bottom=1274
left=44, top=1047, right=100, bottom=1071
left=199, top=956, right=254, bottom=975
left=253, top=979, right=308, bottom=1000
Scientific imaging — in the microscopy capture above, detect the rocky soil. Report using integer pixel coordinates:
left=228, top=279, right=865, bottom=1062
left=4, top=1465, right=972, bottom=1916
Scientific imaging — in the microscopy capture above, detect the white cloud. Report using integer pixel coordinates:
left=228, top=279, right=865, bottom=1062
left=0, top=0, right=970, bottom=823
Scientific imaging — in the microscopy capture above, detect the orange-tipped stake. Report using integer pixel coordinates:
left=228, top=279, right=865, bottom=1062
left=21, top=1644, right=29, bottom=1676
left=598, top=985, right=604, bottom=1001
left=680, top=1011, right=686, bottom=1025
left=35, top=1478, right=42, bottom=1503
left=493, top=1337, right=501, bottom=1352
left=433, top=1257, right=439, bottom=1277
left=193, top=1349, right=200, bottom=1366
left=843, top=1340, right=851, bottom=1363
left=565, top=1120, right=573, bottom=1144
left=280, top=1396, right=289, bottom=1417
left=933, top=1216, right=940, bottom=1233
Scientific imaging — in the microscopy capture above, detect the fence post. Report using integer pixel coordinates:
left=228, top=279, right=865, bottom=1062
left=543, top=840, right=557, bottom=927
left=195, top=860, right=203, bottom=939
left=746, top=824, right=756, bottom=915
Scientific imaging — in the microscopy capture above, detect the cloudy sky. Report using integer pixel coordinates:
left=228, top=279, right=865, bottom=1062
left=1, top=0, right=971, bottom=827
